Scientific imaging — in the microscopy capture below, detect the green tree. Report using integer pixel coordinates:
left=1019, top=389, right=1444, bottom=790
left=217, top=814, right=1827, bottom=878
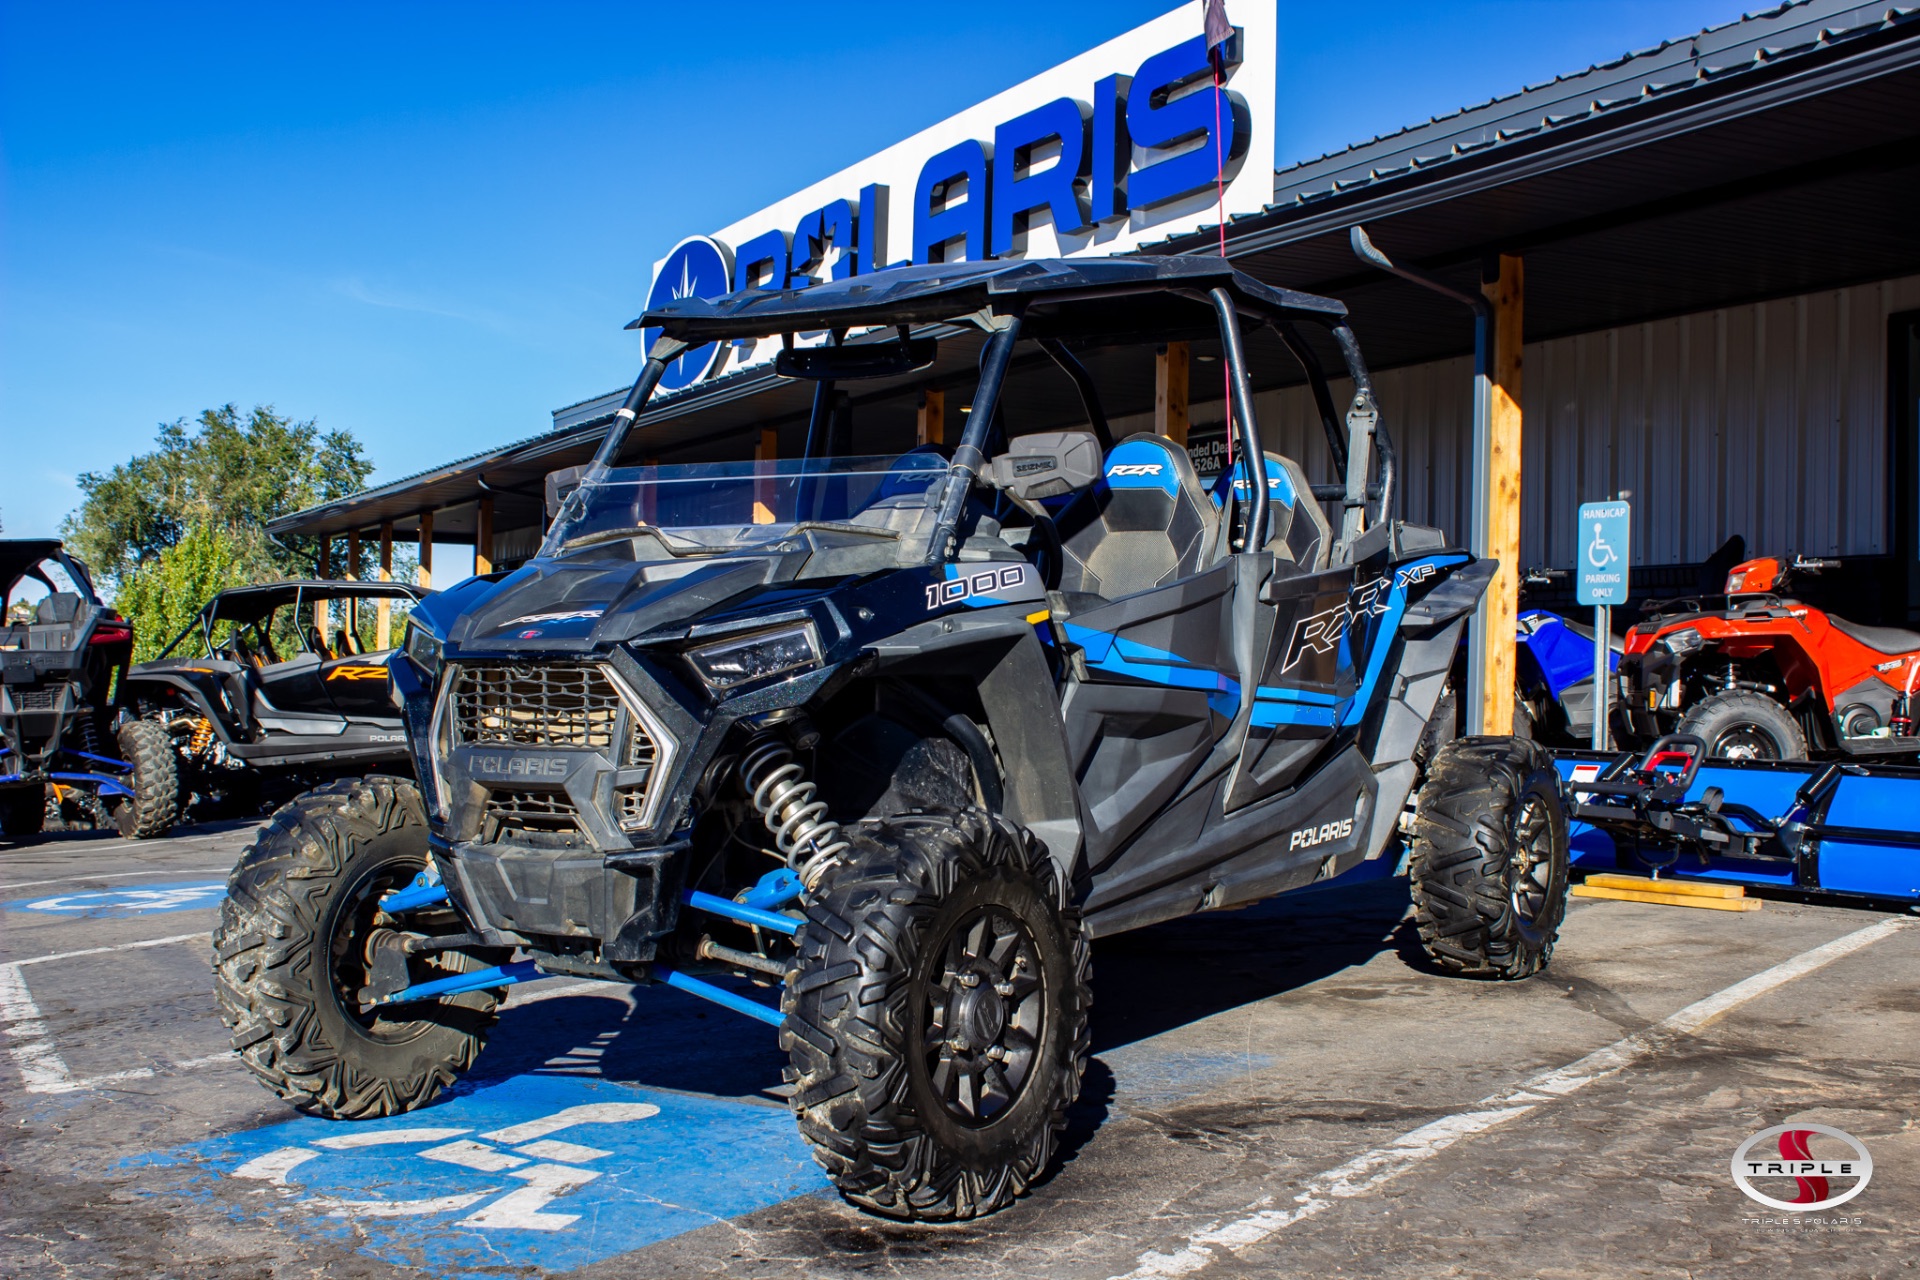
left=61, top=404, right=373, bottom=587
left=115, top=522, right=255, bottom=662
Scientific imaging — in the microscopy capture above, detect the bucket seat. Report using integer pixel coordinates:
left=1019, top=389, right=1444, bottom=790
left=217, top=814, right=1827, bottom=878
left=1055, top=433, right=1218, bottom=603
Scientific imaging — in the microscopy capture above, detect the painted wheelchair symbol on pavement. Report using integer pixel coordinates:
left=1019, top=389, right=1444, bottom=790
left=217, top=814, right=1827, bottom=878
left=233, top=1102, right=660, bottom=1231
left=8, top=882, right=226, bottom=916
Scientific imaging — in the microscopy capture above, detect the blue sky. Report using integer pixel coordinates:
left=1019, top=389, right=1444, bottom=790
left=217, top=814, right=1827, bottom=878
left=3, top=0, right=1749, bottom=573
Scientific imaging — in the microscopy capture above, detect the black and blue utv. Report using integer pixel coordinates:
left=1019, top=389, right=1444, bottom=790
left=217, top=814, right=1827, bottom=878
left=214, top=257, right=1570, bottom=1221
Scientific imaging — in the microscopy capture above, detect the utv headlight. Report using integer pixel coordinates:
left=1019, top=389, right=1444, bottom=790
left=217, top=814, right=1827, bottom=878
left=1658, top=627, right=1704, bottom=657
left=404, top=623, right=444, bottom=681
left=685, top=622, right=821, bottom=691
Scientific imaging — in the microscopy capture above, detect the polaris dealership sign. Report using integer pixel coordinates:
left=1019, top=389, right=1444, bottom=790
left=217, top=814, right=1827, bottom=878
left=645, top=1, right=1277, bottom=391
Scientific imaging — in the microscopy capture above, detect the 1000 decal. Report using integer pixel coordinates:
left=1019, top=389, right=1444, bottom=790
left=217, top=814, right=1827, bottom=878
left=927, top=565, right=1028, bottom=610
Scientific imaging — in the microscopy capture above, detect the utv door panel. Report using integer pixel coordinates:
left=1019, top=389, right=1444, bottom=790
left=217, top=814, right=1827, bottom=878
left=1060, top=563, right=1236, bottom=861
left=1229, top=564, right=1360, bottom=809
left=253, top=653, right=336, bottom=721
left=319, top=650, right=398, bottom=719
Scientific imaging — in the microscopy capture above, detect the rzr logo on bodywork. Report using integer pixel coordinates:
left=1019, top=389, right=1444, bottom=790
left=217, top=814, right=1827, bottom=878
left=325, top=665, right=388, bottom=682
left=925, top=565, right=1028, bottom=610
left=504, top=609, right=605, bottom=627
left=1289, top=817, right=1354, bottom=850
left=1281, top=576, right=1394, bottom=672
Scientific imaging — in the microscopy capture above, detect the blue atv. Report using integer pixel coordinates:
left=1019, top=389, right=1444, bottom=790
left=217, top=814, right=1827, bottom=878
left=212, top=258, right=1563, bottom=1221
left=1512, top=568, right=1621, bottom=745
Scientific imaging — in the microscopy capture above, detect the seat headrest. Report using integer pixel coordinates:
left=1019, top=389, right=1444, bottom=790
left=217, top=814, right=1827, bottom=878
left=36, top=593, right=82, bottom=625
left=1101, top=435, right=1197, bottom=497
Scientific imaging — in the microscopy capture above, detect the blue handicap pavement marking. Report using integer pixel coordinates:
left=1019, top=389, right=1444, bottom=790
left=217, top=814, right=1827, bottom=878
left=134, top=1073, right=826, bottom=1278
left=6, top=880, right=227, bottom=917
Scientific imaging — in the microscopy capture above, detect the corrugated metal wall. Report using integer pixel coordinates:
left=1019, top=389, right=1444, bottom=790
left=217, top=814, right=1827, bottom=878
left=1252, top=272, right=1920, bottom=567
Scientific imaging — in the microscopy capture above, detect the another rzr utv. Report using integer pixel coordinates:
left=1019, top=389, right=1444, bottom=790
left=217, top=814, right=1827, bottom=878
left=1620, top=553, right=1920, bottom=761
left=119, top=580, right=424, bottom=820
left=214, top=257, right=1567, bottom=1221
left=0, top=539, right=168, bottom=838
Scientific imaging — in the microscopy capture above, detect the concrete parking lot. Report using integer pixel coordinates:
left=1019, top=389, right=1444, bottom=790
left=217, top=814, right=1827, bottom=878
left=2, top=819, right=1914, bottom=1280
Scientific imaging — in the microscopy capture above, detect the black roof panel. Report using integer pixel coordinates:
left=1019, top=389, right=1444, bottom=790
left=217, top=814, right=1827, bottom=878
left=629, top=256, right=1347, bottom=341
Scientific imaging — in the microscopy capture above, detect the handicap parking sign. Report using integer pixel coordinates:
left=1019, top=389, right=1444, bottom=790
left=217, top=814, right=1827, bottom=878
left=1577, top=500, right=1631, bottom=606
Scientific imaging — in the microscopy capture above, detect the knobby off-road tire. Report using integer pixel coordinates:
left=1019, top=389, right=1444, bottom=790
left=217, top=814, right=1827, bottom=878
left=1410, top=736, right=1570, bottom=980
left=0, top=785, right=46, bottom=838
left=213, top=776, right=497, bottom=1119
left=113, top=718, right=180, bottom=839
left=1677, top=689, right=1807, bottom=761
left=782, top=810, right=1092, bottom=1221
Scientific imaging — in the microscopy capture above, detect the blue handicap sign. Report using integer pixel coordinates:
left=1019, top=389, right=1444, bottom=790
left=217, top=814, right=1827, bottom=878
left=1577, top=500, right=1631, bottom=606
left=133, top=1073, right=825, bottom=1279
left=6, top=880, right=227, bottom=917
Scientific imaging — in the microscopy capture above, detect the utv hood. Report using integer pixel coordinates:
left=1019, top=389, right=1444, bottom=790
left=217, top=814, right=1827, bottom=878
left=436, top=554, right=806, bottom=655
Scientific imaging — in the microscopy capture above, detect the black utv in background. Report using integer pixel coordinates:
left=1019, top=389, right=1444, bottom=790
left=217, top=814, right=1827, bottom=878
left=214, top=257, right=1568, bottom=1223
left=0, top=540, right=160, bottom=837
left=119, top=580, right=424, bottom=820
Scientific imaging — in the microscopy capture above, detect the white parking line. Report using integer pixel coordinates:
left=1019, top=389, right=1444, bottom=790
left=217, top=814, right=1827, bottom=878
left=0, top=932, right=213, bottom=1094
left=0, top=865, right=234, bottom=892
left=1112, top=916, right=1914, bottom=1280
left=7, top=930, right=213, bottom=968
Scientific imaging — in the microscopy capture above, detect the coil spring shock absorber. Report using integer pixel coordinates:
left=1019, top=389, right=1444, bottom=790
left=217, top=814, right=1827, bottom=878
left=739, top=737, right=849, bottom=888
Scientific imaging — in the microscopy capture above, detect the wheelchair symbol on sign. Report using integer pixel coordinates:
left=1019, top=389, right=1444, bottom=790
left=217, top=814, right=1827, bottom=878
left=230, top=1102, right=659, bottom=1230
left=1585, top=523, right=1620, bottom=569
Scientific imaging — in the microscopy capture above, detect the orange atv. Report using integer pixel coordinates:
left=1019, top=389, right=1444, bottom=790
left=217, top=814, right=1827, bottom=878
left=1618, top=555, right=1920, bottom=760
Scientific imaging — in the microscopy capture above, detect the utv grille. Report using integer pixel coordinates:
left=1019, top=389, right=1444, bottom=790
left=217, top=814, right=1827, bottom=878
left=449, top=663, right=651, bottom=763
left=11, top=686, right=61, bottom=711
left=483, top=788, right=580, bottom=834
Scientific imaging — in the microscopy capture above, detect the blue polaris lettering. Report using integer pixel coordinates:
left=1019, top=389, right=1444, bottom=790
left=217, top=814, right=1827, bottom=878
left=1127, top=33, right=1247, bottom=209
left=992, top=97, right=1091, bottom=254
left=914, top=139, right=991, bottom=265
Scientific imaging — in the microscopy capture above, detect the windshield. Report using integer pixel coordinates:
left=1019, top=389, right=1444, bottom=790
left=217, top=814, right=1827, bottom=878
left=542, top=453, right=948, bottom=558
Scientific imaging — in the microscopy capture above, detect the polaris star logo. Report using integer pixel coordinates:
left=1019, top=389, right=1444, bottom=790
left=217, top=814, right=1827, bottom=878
left=1289, top=817, right=1354, bottom=851
left=471, top=754, right=570, bottom=779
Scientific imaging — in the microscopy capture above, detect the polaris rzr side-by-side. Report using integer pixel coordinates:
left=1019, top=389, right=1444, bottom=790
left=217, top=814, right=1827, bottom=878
left=0, top=539, right=163, bottom=838
left=120, top=580, right=424, bottom=822
left=214, top=257, right=1570, bottom=1221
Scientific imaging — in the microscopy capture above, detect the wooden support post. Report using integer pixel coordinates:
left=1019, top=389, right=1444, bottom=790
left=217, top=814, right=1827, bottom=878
left=417, top=511, right=434, bottom=592
left=1476, top=255, right=1524, bottom=737
left=916, top=389, right=945, bottom=447
left=317, top=535, right=331, bottom=579
left=345, top=529, right=361, bottom=642
left=753, top=427, right=779, bottom=524
left=377, top=521, right=393, bottom=650
left=475, top=495, right=494, bottom=574
left=1155, top=342, right=1189, bottom=445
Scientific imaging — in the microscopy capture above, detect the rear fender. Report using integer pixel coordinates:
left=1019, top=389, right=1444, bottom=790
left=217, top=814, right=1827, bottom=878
left=120, top=670, right=237, bottom=740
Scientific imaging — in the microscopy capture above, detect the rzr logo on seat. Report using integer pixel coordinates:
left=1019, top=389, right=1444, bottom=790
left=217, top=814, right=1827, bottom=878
left=1108, top=463, right=1164, bottom=477
left=1289, top=817, right=1354, bottom=850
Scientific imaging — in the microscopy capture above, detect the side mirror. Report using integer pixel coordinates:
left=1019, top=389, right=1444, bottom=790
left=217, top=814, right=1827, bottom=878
left=986, top=432, right=1102, bottom=503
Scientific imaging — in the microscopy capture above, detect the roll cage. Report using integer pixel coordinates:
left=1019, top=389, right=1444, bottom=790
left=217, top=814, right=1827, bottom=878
left=156, top=581, right=424, bottom=664
left=553, top=257, right=1395, bottom=561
